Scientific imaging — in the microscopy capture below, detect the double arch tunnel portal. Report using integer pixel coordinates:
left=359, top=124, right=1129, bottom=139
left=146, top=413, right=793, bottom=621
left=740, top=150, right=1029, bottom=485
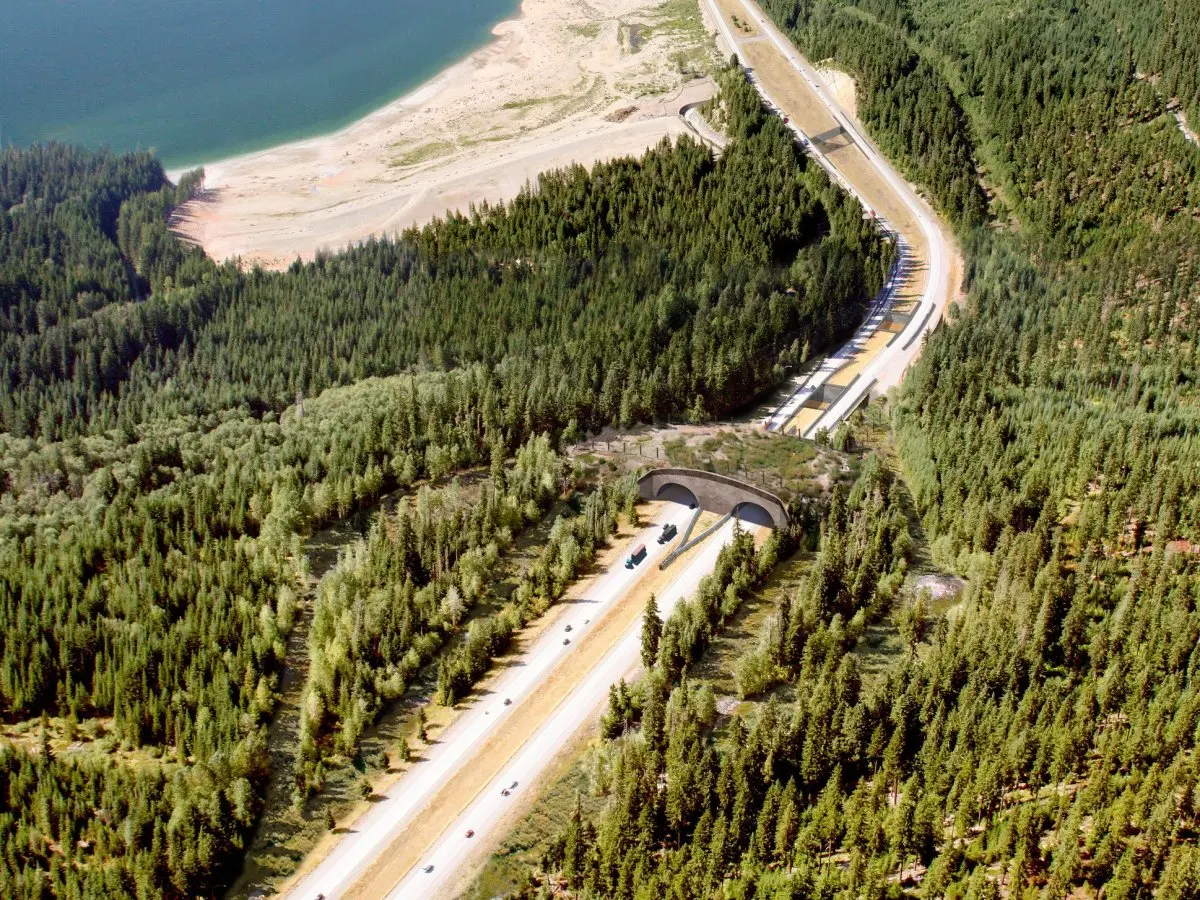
left=636, top=467, right=788, bottom=530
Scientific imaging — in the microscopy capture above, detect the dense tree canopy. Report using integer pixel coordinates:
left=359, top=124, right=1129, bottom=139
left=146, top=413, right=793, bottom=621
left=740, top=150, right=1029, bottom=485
left=514, top=1, right=1200, bottom=898
left=0, top=69, right=888, bottom=897
left=1, top=71, right=890, bottom=442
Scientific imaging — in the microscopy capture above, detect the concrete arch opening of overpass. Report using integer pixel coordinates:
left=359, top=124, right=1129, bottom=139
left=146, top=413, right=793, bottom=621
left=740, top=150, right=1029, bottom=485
left=655, top=482, right=699, bottom=509
left=637, top=467, right=789, bottom=530
left=733, top=501, right=776, bottom=529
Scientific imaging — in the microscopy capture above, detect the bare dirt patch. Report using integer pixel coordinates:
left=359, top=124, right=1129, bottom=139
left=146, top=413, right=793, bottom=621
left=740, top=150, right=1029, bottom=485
left=914, top=573, right=966, bottom=601
left=169, top=0, right=721, bottom=269
left=604, top=105, right=639, bottom=122
left=568, top=422, right=860, bottom=502
left=710, top=0, right=965, bottom=397
left=816, top=64, right=858, bottom=119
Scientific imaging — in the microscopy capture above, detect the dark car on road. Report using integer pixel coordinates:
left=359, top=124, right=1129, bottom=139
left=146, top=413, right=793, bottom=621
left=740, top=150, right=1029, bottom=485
left=625, top=543, right=647, bottom=568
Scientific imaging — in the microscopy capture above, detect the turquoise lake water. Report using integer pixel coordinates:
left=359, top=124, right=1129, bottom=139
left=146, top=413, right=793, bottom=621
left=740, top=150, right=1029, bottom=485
left=1, top=0, right=520, bottom=169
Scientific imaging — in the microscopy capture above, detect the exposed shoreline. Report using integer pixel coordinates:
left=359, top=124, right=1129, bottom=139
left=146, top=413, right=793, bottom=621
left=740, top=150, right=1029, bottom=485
left=162, top=16, right=499, bottom=186
left=170, top=0, right=720, bottom=269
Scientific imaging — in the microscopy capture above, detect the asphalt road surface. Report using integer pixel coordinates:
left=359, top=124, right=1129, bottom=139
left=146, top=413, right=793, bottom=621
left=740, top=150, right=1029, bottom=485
left=384, top=517, right=750, bottom=900
left=762, top=232, right=908, bottom=433
left=704, top=0, right=954, bottom=436
left=286, top=501, right=702, bottom=900
left=287, top=6, right=958, bottom=894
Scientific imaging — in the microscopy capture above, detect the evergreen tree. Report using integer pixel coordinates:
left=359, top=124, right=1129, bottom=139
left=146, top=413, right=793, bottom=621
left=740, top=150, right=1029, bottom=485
left=641, top=594, right=662, bottom=669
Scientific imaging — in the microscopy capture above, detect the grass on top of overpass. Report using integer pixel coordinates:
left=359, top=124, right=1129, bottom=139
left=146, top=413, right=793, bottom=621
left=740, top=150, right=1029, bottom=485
left=661, top=428, right=855, bottom=501
left=571, top=424, right=860, bottom=503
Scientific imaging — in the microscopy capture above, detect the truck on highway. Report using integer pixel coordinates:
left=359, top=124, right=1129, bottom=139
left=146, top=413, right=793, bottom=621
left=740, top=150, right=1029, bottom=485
left=625, top=543, right=647, bottom=569
left=657, top=523, right=678, bottom=544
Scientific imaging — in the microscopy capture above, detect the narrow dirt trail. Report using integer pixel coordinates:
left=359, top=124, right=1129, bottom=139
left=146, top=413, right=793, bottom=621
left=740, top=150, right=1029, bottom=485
left=229, top=513, right=369, bottom=897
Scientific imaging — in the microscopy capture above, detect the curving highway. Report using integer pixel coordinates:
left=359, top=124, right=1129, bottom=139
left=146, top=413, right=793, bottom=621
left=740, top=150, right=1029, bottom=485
left=282, top=10, right=957, bottom=895
left=762, top=233, right=909, bottom=434
left=701, top=0, right=954, bottom=438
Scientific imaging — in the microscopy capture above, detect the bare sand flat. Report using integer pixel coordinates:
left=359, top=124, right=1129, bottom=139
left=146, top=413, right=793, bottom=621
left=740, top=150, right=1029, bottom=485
left=170, top=0, right=719, bottom=269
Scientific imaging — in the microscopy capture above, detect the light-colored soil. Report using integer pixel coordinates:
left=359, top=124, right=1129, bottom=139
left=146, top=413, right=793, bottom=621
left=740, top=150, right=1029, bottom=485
left=827, top=327, right=893, bottom=386
left=169, top=0, right=720, bottom=269
left=914, top=573, right=966, bottom=601
left=272, top=503, right=719, bottom=899
left=710, top=0, right=964, bottom=400
left=459, top=523, right=775, bottom=899
left=1172, top=109, right=1199, bottom=147
left=570, top=423, right=843, bottom=500
left=734, top=36, right=925, bottom=250
left=445, top=712, right=605, bottom=900
left=782, top=405, right=822, bottom=435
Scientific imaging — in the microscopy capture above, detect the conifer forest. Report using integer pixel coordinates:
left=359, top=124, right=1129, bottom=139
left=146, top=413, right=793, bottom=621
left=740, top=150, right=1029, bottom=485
left=3, top=0, right=1200, bottom=893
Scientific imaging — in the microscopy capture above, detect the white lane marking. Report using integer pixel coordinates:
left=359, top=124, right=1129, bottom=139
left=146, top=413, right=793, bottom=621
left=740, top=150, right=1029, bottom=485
left=702, top=0, right=950, bottom=437
left=387, top=520, right=745, bottom=900
left=287, top=504, right=696, bottom=900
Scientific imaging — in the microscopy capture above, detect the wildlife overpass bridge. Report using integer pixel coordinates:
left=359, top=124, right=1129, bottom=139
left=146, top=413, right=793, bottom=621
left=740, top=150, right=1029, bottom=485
left=637, top=467, right=789, bottom=529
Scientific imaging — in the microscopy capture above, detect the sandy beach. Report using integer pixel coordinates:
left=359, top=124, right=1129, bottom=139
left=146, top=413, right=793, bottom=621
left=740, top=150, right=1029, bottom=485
left=170, top=0, right=720, bottom=269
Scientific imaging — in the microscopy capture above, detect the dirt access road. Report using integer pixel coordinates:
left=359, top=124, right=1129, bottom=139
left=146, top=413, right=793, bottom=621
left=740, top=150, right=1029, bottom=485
left=701, top=0, right=961, bottom=437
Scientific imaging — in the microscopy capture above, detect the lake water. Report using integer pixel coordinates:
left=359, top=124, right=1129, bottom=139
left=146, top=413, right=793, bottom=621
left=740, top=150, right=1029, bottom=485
left=1, top=0, right=520, bottom=169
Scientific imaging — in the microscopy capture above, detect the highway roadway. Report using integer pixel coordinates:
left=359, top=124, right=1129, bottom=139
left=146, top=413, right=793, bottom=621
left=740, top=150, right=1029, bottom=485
left=762, top=233, right=909, bottom=434
left=385, top=517, right=749, bottom=900
left=287, top=10, right=955, bottom=896
left=700, top=0, right=953, bottom=438
left=285, top=500, right=711, bottom=900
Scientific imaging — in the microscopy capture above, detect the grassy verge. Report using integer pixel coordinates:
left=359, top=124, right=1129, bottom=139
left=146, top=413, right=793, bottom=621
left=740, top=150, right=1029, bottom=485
left=228, top=482, right=590, bottom=897
left=460, top=540, right=809, bottom=899
left=462, top=424, right=965, bottom=898
left=568, top=21, right=603, bottom=40
left=389, top=139, right=457, bottom=169
left=460, top=748, right=601, bottom=900
left=640, top=0, right=723, bottom=76
left=501, top=94, right=572, bottom=112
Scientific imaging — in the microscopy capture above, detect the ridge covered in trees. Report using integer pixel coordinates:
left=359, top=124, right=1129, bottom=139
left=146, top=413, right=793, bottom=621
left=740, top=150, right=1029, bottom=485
left=1, top=68, right=890, bottom=442
left=0, top=69, right=887, bottom=898
left=508, top=0, right=1200, bottom=897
